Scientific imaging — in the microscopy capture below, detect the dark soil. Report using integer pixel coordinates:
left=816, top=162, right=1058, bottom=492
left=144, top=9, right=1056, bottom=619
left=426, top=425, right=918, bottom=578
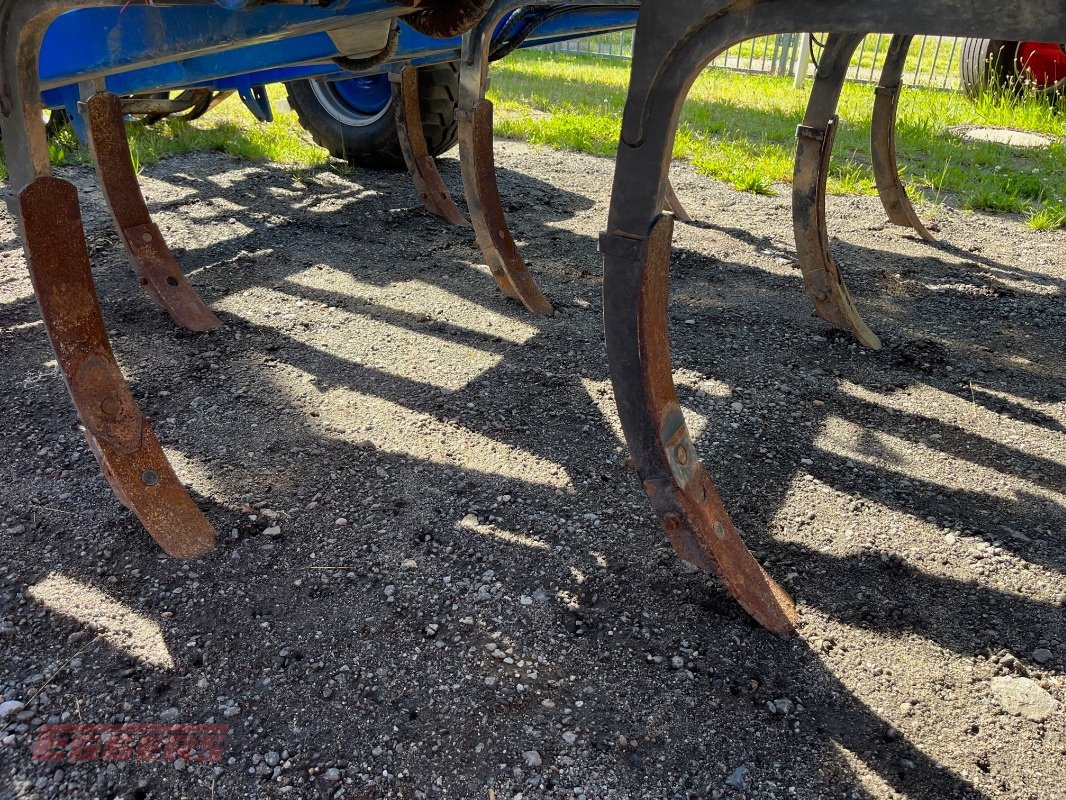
left=0, top=142, right=1063, bottom=799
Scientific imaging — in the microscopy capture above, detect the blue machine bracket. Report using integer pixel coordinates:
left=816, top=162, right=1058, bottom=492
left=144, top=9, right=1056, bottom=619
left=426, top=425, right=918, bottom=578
left=39, top=1, right=397, bottom=90
left=237, top=81, right=273, bottom=122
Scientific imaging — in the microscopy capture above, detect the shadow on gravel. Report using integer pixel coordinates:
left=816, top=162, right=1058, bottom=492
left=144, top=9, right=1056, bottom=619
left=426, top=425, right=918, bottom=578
left=0, top=153, right=1060, bottom=798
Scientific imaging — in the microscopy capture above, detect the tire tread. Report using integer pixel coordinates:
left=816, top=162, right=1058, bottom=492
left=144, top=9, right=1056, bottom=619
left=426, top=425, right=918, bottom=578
left=285, top=62, right=459, bottom=169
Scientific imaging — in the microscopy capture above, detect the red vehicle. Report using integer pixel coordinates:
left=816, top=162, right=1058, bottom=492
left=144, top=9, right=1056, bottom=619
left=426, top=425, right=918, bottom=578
left=962, top=37, right=1066, bottom=101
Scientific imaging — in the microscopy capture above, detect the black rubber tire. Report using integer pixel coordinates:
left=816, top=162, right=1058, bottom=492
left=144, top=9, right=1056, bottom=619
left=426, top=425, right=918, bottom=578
left=285, top=62, right=459, bottom=169
left=960, top=38, right=1019, bottom=99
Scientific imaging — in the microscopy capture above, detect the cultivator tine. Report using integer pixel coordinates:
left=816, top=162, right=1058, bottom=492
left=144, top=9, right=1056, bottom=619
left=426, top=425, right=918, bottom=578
left=392, top=67, right=470, bottom=228
left=602, top=215, right=797, bottom=635
left=596, top=5, right=797, bottom=634
left=872, top=35, right=936, bottom=242
left=793, top=32, right=881, bottom=349
left=84, top=92, right=222, bottom=332
left=794, top=119, right=881, bottom=349
left=457, top=97, right=553, bottom=315
left=17, top=177, right=216, bottom=558
left=454, top=7, right=556, bottom=313
left=663, top=180, right=693, bottom=223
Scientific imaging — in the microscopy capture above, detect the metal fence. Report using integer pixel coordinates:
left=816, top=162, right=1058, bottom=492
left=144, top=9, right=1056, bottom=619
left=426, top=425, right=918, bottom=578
left=539, top=32, right=967, bottom=91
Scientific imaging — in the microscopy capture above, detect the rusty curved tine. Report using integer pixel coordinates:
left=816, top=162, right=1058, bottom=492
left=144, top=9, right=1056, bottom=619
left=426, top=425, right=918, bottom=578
left=18, top=179, right=217, bottom=558
left=793, top=32, right=882, bottom=350
left=456, top=1, right=692, bottom=312
left=84, top=91, right=222, bottom=332
left=663, top=179, right=693, bottom=223
left=0, top=2, right=216, bottom=558
left=391, top=66, right=471, bottom=228
left=603, top=21, right=800, bottom=637
left=871, top=34, right=936, bottom=242
left=457, top=21, right=552, bottom=314
left=602, top=216, right=797, bottom=635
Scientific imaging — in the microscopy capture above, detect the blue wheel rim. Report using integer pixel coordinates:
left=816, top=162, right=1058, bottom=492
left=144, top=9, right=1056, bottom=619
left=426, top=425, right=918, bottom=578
left=310, top=72, right=393, bottom=128
left=330, top=74, right=392, bottom=116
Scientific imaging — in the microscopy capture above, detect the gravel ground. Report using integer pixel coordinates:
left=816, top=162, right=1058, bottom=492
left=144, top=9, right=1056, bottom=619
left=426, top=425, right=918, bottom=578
left=0, top=142, right=1063, bottom=800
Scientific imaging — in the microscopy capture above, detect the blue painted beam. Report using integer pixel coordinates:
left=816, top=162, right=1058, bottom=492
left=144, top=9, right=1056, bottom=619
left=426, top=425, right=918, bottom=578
left=39, top=1, right=396, bottom=88
left=41, top=8, right=638, bottom=107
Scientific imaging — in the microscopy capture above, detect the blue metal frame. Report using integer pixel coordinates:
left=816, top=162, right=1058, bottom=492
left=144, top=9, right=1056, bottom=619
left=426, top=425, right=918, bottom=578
left=39, top=2, right=396, bottom=88
left=38, top=5, right=639, bottom=136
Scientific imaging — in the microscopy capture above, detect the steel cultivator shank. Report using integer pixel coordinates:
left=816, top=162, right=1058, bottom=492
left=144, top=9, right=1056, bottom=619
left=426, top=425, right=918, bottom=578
left=392, top=65, right=472, bottom=229
left=83, top=89, right=223, bottom=334
left=601, top=0, right=1064, bottom=633
left=456, top=0, right=557, bottom=314
left=794, top=31, right=935, bottom=351
left=868, top=35, right=937, bottom=246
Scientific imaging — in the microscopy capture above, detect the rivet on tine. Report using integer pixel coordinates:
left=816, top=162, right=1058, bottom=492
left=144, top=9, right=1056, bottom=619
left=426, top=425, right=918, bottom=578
left=713, top=521, right=726, bottom=540
left=141, top=232, right=153, bottom=243
left=663, top=513, right=682, bottom=532
left=816, top=291, right=828, bottom=302
left=676, top=445, right=689, bottom=465
left=100, top=398, right=122, bottom=417
left=141, top=470, right=160, bottom=487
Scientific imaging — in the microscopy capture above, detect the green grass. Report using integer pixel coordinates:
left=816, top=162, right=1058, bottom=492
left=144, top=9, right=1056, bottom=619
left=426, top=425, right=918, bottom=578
left=1027, top=203, right=1066, bottom=230
left=558, top=34, right=975, bottom=93
left=1, top=55, right=1062, bottom=230
left=488, top=51, right=1065, bottom=228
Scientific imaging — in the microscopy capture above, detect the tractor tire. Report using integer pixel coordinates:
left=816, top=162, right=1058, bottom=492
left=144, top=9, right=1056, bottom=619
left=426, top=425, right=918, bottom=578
left=960, top=38, right=1018, bottom=99
left=45, top=109, right=71, bottom=138
left=285, top=62, right=460, bottom=169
